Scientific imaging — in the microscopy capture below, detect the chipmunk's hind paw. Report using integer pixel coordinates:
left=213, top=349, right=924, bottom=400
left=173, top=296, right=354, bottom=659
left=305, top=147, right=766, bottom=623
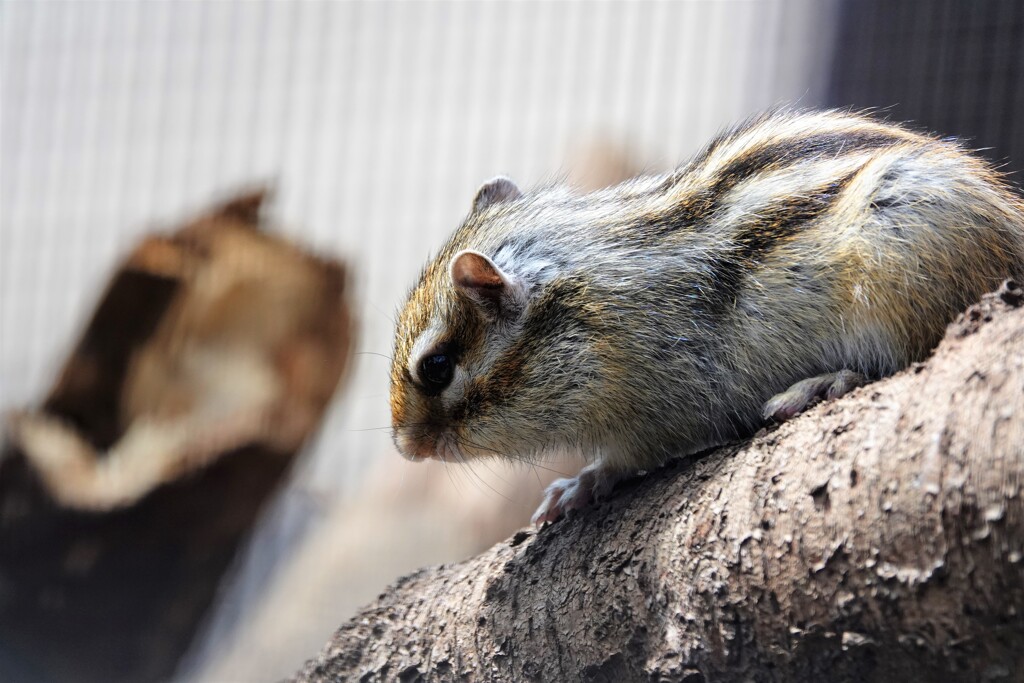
left=763, top=369, right=865, bottom=422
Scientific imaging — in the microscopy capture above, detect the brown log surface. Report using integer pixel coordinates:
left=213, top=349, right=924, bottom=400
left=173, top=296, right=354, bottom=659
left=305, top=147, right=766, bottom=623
left=297, top=282, right=1024, bottom=683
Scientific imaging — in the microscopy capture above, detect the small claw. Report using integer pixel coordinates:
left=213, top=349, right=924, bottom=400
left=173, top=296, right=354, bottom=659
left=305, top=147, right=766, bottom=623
left=531, top=475, right=593, bottom=526
left=531, top=462, right=628, bottom=526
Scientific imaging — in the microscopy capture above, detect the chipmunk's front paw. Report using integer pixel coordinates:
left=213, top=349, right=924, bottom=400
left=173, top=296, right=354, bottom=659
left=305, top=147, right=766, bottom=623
left=531, top=475, right=592, bottom=526
left=531, top=462, right=619, bottom=526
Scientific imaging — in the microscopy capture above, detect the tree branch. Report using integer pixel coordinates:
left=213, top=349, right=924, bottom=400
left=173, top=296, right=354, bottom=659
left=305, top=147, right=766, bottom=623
left=297, top=283, right=1024, bottom=683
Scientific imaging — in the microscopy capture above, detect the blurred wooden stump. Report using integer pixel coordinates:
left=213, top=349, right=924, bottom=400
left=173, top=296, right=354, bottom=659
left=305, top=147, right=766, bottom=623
left=0, top=190, right=354, bottom=683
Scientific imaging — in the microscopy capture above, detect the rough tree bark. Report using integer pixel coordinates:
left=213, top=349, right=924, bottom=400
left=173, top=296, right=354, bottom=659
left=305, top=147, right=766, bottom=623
left=296, top=283, right=1024, bottom=683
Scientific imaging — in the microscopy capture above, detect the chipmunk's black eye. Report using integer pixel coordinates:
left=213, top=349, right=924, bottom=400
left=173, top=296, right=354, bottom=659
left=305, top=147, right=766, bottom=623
left=419, top=353, right=454, bottom=392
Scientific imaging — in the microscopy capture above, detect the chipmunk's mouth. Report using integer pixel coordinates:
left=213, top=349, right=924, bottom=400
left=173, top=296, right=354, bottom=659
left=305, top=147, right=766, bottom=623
left=396, top=429, right=461, bottom=462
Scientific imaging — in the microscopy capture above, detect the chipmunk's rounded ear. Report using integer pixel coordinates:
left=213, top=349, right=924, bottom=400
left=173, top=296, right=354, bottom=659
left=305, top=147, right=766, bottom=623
left=450, top=250, right=527, bottom=319
left=472, top=176, right=523, bottom=213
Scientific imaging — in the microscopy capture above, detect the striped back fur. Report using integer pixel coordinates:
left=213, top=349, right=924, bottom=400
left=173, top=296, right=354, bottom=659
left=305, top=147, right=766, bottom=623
left=391, top=109, right=1024, bottom=473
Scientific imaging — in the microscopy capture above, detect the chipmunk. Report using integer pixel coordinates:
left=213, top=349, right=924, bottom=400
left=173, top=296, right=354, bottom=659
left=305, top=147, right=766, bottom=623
left=389, top=109, right=1024, bottom=525
left=6, top=190, right=354, bottom=510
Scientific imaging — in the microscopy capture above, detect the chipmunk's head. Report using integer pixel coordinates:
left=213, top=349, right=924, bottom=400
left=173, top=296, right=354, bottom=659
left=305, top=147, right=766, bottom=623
left=390, top=177, right=597, bottom=464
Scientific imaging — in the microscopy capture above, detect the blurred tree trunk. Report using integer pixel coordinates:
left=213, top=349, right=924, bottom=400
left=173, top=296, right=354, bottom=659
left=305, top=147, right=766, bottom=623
left=0, top=192, right=353, bottom=683
left=296, top=283, right=1024, bottom=683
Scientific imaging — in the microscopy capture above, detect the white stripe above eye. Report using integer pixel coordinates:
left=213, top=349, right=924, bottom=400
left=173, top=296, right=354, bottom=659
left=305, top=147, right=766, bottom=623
left=408, top=324, right=444, bottom=385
